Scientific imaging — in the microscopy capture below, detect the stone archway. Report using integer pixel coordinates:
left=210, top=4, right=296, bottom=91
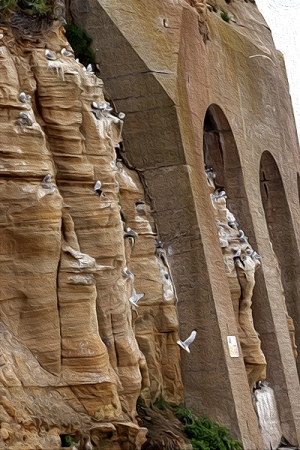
left=203, top=104, right=253, bottom=238
left=260, top=151, right=300, bottom=372
left=202, top=107, right=300, bottom=444
left=203, top=105, right=267, bottom=387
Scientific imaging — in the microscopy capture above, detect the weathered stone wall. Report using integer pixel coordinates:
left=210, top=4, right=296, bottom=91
left=1, top=0, right=300, bottom=448
left=69, top=0, right=300, bottom=448
left=0, top=12, right=182, bottom=449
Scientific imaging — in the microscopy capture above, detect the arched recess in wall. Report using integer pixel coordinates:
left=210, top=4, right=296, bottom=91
left=260, top=151, right=300, bottom=374
left=203, top=106, right=300, bottom=427
left=203, top=104, right=253, bottom=238
left=203, top=105, right=275, bottom=384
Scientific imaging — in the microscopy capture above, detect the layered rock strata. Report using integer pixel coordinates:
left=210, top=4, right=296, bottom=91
left=69, top=0, right=300, bottom=447
left=0, top=15, right=182, bottom=449
left=2, top=0, right=300, bottom=448
left=206, top=171, right=267, bottom=387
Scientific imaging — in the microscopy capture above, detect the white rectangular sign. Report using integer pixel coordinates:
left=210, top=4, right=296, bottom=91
left=227, top=336, right=239, bottom=358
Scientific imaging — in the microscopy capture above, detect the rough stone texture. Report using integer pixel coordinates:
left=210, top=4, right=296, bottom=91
left=116, top=164, right=183, bottom=406
left=207, top=174, right=267, bottom=388
left=69, top=0, right=300, bottom=448
left=185, top=0, right=209, bottom=43
left=137, top=404, right=193, bottom=450
left=0, top=14, right=182, bottom=449
left=2, top=0, right=300, bottom=449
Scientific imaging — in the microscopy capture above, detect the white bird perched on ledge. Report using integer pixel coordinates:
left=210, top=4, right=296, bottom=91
left=19, top=92, right=31, bottom=103
left=177, top=330, right=197, bottom=353
left=86, top=63, right=94, bottom=74
left=42, top=174, right=51, bottom=183
left=246, top=249, right=261, bottom=261
left=41, top=174, right=53, bottom=190
left=124, top=227, right=138, bottom=238
left=123, top=267, right=134, bottom=279
left=238, top=229, right=248, bottom=244
left=93, top=180, right=103, bottom=196
left=17, top=112, right=33, bottom=126
left=61, top=48, right=73, bottom=57
left=45, top=49, right=56, bottom=60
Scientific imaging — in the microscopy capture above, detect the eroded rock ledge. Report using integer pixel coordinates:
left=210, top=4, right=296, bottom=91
left=2, top=0, right=300, bottom=448
left=0, top=15, right=183, bottom=449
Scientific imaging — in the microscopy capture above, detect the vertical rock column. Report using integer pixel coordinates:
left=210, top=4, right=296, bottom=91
left=116, top=163, right=184, bottom=406
left=206, top=171, right=266, bottom=388
left=0, top=40, right=62, bottom=375
left=81, top=71, right=145, bottom=420
left=31, top=39, right=144, bottom=419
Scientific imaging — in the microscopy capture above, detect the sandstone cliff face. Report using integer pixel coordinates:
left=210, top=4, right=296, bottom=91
left=0, top=13, right=183, bottom=449
left=69, top=0, right=300, bottom=448
left=2, top=0, right=300, bottom=449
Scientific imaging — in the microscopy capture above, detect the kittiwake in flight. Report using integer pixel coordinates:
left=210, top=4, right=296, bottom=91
left=177, top=330, right=197, bottom=353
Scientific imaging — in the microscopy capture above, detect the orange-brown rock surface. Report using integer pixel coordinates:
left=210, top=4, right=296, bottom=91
left=2, top=0, right=300, bottom=449
left=207, top=172, right=267, bottom=387
left=68, top=0, right=300, bottom=448
left=0, top=12, right=183, bottom=449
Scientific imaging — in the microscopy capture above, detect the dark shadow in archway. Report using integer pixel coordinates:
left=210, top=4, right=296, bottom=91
left=260, top=151, right=300, bottom=375
left=203, top=105, right=295, bottom=385
left=203, top=104, right=254, bottom=240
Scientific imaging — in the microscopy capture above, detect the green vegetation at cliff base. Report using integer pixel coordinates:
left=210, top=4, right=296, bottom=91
left=0, top=0, right=52, bottom=18
left=175, top=407, right=244, bottom=450
left=64, top=23, right=96, bottom=67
